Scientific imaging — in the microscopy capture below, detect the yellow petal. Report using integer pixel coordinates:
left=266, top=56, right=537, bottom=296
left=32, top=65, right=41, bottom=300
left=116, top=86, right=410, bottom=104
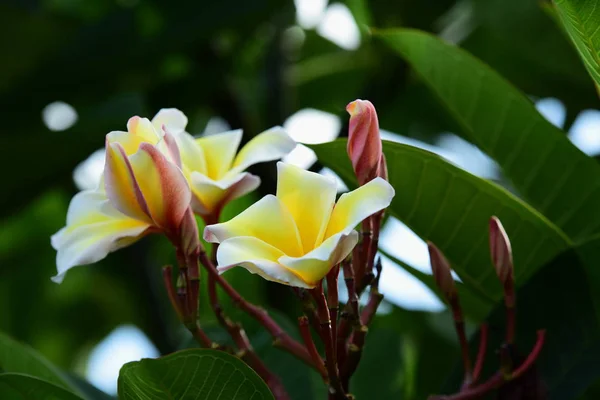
left=175, top=131, right=208, bottom=176
left=104, top=142, right=151, bottom=222
left=325, top=177, right=395, bottom=238
left=276, top=162, right=337, bottom=252
left=190, top=172, right=260, bottom=216
left=231, top=127, right=296, bottom=173
left=51, top=190, right=150, bottom=283
left=196, top=129, right=242, bottom=180
left=278, top=231, right=358, bottom=287
left=127, top=116, right=162, bottom=144
left=106, top=117, right=161, bottom=156
left=151, top=108, right=188, bottom=133
left=203, top=194, right=303, bottom=257
left=216, top=237, right=310, bottom=288
left=129, top=143, right=191, bottom=230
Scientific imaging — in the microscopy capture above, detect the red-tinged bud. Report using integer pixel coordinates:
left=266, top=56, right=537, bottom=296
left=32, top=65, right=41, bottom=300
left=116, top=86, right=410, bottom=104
left=427, top=241, right=457, bottom=301
left=346, top=99, right=382, bottom=185
left=179, top=208, right=201, bottom=260
left=489, top=216, right=513, bottom=284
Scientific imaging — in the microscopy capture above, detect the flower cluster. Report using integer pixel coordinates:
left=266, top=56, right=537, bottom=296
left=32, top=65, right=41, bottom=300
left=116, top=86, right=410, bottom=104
left=51, top=100, right=396, bottom=400
left=52, top=109, right=296, bottom=282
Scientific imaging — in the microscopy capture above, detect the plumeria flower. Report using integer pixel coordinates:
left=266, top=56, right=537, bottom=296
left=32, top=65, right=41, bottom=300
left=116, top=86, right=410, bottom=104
left=51, top=116, right=196, bottom=283
left=203, top=162, right=395, bottom=288
left=151, top=109, right=296, bottom=218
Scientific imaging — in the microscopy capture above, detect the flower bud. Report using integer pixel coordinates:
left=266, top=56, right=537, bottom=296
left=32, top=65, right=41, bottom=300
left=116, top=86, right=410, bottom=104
left=489, top=216, right=513, bottom=284
left=378, top=154, right=388, bottom=182
left=346, top=99, right=382, bottom=185
left=427, top=241, right=456, bottom=301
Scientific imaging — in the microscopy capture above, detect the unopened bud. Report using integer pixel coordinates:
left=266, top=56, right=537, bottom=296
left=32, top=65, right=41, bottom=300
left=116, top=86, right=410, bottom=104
left=489, top=216, right=513, bottom=283
left=346, top=99, right=382, bottom=185
left=427, top=241, right=456, bottom=301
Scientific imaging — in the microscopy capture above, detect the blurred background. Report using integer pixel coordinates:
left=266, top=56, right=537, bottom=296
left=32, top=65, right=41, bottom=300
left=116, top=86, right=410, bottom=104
left=2, top=0, right=600, bottom=397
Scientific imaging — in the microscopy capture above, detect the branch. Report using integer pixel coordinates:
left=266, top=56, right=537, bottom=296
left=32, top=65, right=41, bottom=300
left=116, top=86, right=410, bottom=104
left=198, top=249, right=315, bottom=368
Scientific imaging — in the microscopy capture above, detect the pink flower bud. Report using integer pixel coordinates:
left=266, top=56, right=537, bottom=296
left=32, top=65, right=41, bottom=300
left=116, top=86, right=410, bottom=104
left=379, top=153, right=388, bottom=182
left=427, top=241, right=456, bottom=301
left=489, top=216, right=513, bottom=283
left=346, top=99, right=382, bottom=185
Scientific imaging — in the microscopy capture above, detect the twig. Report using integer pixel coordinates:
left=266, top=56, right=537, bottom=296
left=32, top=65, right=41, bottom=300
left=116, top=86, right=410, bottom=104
left=470, top=324, right=488, bottom=386
left=298, top=316, right=328, bottom=381
left=311, top=283, right=347, bottom=400
left=449, top=297, right=473, bottom=386
left=198, top=249, right=315, bottom=368
left=341, top=325, right=368, bottom=392
left=429, top=330, right=546, bottom=400
left=327, top=265, right=340, bottom=360
left=337, top=259, right=360, bottom=368
left=511, top=330, right=545, bottom=379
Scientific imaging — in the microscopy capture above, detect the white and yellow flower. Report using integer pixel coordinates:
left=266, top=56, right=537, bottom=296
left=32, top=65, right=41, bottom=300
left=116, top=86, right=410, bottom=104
left=203, top=162, right=395, bottom=288
left=151, top=109, right=296, bottom=217
left=51, top=115, right=193, bottom=283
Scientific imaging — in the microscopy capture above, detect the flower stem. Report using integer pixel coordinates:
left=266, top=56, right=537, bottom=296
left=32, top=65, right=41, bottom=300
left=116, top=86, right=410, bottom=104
left=198, top=249, right=315, bottom=368
left=311, top=283, right=348, bottom=400
left=298, top=316, right=328, bottom=381
left=470, top=324, right=488, bottom=386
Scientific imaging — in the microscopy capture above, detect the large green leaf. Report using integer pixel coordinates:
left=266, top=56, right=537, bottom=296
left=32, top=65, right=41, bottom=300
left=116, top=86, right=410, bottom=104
left=554, top=0, right=600, bottom=89
left=118, top=349, right=274, bottom=400
left=0, top=373, right=83, bottom=400
left=377, top=29, right=600, bottom=243
left=0, top=332, right=71, bottom=391
left=310, top=140, right=570, bottom=314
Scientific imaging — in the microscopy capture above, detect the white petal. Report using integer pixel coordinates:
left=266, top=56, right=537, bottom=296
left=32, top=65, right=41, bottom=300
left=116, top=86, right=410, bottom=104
left=151, top=108, right=188, bottom=133
left=216, top=236, right=311, bottom=288
left=232, top=127, right=296, bottom=173
left=52, top=191, right=150, bottom=283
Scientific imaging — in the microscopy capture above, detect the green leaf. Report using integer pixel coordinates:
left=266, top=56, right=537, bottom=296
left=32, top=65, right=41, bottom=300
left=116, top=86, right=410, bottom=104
left=554, top=0, right=600, bottom=88
left=0, top=373, right=83, bottom=400
left=118, top=349, right=274, bottom=400
left=310, top=140, right=570, bottom=315
left=0, top=332, right=71, bottom=391
left=377, top=29, right=600, bottom=242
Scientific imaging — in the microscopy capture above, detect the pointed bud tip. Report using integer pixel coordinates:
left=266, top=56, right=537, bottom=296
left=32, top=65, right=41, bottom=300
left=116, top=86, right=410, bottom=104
left=427, top=242, right=456, bottom=300
left=346, top=99, right=374, bottom=116
left=489, top=216, right=513, bottom=283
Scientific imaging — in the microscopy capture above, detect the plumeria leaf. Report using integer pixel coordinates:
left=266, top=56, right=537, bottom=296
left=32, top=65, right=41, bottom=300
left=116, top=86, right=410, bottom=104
left=0, top=332, right=73, bottom=392
left=377, top=29, right=600, bottom=242
left=554, top=0, right=600, bottom=89
left=118, top=349, right=274, bottom=400
left=310, top=140, right=571, bottom=319
left=0, top=373, right=83, bottom=400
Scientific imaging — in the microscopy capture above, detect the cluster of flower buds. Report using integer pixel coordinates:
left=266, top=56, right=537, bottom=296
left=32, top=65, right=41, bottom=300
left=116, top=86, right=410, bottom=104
left=427, top=217, right=546, bottom=400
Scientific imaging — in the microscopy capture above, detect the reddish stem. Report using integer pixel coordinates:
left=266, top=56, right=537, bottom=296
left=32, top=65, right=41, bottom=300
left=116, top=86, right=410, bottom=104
left=429, top=330, right=546, bottom=400
left=162, top=266, right=183, bottom=321
left=471, top=324, right=488, bottom=386
left=449, top=297, right=473, bottom=386
left=198, top=250, right=315, bottom=368
left=511, top=330, right=545, bottom=379
left=327, top=265, right=340, bottom=360
left=299, top=316, right=328, bottom=381
left=311, top=283, right=347, bottom=400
